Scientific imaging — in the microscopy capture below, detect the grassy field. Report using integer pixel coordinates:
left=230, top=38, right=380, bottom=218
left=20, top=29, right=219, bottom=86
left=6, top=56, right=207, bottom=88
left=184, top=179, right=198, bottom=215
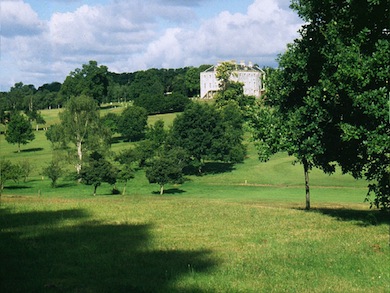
left=0, top=108, right=389, bottom=292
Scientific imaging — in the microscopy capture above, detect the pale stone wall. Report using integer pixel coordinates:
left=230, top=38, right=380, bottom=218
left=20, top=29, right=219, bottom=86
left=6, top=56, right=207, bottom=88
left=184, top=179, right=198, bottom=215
left=200, top=61, right=264, bottom=99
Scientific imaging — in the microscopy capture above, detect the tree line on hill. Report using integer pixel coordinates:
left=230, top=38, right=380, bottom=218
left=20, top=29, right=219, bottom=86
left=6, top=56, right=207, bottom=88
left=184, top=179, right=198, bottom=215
left=0, top=61, right=212, bottom=127
left=0, top=65, right=250, bottom=196
left=1, top=1, right=388, bottom=210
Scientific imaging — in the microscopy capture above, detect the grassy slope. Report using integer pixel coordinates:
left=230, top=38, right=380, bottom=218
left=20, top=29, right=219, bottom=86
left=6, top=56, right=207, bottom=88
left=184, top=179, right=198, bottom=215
left=0, top=108, right=389, bottom=292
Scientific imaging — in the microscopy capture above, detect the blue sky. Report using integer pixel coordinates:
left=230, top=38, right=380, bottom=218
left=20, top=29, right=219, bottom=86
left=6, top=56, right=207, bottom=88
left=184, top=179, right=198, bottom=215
left=0, top=0, right=303, bottom=91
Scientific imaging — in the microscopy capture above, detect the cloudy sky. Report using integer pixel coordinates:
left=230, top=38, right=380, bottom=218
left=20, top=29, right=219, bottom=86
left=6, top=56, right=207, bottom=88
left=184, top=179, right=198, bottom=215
left=0, top=0, right=303, bottom=91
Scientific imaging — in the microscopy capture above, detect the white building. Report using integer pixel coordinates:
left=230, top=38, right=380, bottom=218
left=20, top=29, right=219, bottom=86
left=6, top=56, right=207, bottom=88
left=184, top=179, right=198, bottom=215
left=200, top=61, right=265, bottom=99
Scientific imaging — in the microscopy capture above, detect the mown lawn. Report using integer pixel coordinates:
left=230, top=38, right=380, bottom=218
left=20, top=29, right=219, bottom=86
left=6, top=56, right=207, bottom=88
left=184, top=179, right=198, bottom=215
left=0, top=109, right=389, bottom=292
left=0, top=194, right=389, bottom=292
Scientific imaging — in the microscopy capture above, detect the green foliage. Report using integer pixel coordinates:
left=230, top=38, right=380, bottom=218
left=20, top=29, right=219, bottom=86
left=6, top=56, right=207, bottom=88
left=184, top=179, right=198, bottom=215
left=146, top=120, right=167, bottom=148
left=60, top=60, right=109, bottom=105
left=59, top=95, right=111, bottom=173
left=145, top=147, right=188, bottom=194
left=100, top=112, right=119, bottom=134
left=251, top=0, right=389, bottom=210
left=117, top=105, right=148, bottom=141
left=42, top=160, right=63, bottom=188
left=169, top=102, right=246, bottom=172
left=80, top=152, right=118, bottom=196
left=215, top=61, right=236, bottom=91
left=185, top=65, right=211, bottom=97
left=5, top=112, right=35, bottom=152
left=45, top=124, right=67, bottom=149
left=0, top=159, right=20, bottom=195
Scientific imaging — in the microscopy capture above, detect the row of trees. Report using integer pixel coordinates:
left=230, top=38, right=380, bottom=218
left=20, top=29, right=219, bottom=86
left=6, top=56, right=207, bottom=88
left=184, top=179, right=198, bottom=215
left=0, top=62, right=211, bottom=118
left=249, top=0, right=389, bottom=210
left=40, top=77, right=247, bottom=195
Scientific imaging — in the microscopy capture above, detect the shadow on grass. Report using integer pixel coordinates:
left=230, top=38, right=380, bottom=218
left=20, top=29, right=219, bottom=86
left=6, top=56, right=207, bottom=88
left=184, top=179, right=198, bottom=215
left=184, top=162, right=235, bottom=176
left=56, top=182, right=78, bottom=188
left=5, top=185, right=31, bottom=190
left=18, top=147, right=44, bottom=153
left=305, top=208, right=390, bottom=226
left=152, top=188, right=186, bottom=195
left=0, top=207, right=215, bottom=292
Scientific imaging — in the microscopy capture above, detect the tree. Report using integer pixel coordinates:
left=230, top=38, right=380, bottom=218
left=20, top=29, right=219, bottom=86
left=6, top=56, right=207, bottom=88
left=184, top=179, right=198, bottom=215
left=60, top=60, right=109, bottom=105
left=146, top=120, right=167, bottom=147
left=250, top=0, right=390, bottom=210
left=25, top=109, right=46, bottom=131
left=185, top=66, right=202, bottom=97
left=169, top=102, right=246, bottom=173
left=59, top=95, right=107, bottom=174
left=117, top=105, right=148, bottom=142
left=5, top=112, right=35, bottom=152
left=215, top=61, right=236, bottom=91
left=80, top=152, right=118, bottom=196
left=7, top=82, right=36, bottom=111
left=45, top=124, right=68, bottom=149
left=145, top=147, right=188, bottom=195
left=115, top=149, right=137, bottom=195
left=101, top=113, right=119, bottom=134
left=42, top=160, right=63, bottom=187
left=0, top=159, right=20, bottom=196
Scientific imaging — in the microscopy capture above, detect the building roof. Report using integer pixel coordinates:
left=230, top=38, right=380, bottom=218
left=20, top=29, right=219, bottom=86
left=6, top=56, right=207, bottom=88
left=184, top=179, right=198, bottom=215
left=202, top=60, right=265, bottom=74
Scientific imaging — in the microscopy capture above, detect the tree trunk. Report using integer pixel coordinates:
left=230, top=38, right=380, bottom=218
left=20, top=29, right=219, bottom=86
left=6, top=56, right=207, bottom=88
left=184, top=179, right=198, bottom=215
left=160, top=184, right=164, bottom=195
left=76, top=140, right=82, bottom=174
left=122, top=181, right=127, bottom=195
left=18, top=142, right=21, bottom=153
left=303, top=158, right=310, bottom=210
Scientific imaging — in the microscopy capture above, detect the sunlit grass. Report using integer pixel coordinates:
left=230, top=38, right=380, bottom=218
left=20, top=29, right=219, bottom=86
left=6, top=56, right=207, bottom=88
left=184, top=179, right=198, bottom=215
left=0, top=110, right=389, bottom=292
left=1, top=195, right=388, bottom=292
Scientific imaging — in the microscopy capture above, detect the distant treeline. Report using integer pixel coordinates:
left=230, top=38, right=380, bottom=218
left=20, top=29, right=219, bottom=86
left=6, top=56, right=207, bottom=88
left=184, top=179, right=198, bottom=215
left=0, top=62, right=212, bottom=117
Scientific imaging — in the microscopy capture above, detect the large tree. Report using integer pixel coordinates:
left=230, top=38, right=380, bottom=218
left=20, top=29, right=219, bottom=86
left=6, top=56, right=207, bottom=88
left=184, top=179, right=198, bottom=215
left=146, top=147, right=188, bottom=195
left=0, top=159, right=20, bottom=196
left=5, top=112, right=35, bottom=153
left=59, top=95, right=109, bottom=173
left=169, top=102, right=246, bottom=173
left=251, top=0, right=389, bottom=210
left=80, top=152, right=118, bottom=196
left=117, top=105, right=148, bottom=142
left=60, top=60, right=109, bottom=105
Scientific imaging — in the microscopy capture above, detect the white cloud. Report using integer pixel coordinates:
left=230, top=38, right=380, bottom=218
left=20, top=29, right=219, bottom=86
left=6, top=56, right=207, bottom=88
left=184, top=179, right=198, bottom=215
left=0, top=0, right=45, bottom=37
left=128, top=0, right=302, bottom=70
left=0, top=0, right=303, bottom=90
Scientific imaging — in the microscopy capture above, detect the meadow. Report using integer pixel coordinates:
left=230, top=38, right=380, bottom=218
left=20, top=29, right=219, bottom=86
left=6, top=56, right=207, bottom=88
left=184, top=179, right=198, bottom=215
left=0, top=108, right=389, bottom=292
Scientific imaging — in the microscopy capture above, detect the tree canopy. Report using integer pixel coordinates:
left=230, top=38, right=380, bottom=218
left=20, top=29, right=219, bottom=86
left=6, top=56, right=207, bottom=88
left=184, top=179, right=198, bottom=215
left=117, top=105, right=148, bottom=142
left=80, top=152, right=118, bottom=196
left=251, top=0, right=389, bottom=210
left=58, top=95, right=109, bottom=173
left=60, top=60, right=110, bottom=105
left=5, top=112, right=35, bottom=153
left=169, top=102, right=246, bottom=173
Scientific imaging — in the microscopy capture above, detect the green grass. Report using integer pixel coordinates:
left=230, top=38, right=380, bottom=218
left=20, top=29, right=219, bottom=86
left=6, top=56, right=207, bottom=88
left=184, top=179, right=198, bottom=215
left=1, top=195, right=389, bottom=292
left=0, top=111, right=389, bottom=292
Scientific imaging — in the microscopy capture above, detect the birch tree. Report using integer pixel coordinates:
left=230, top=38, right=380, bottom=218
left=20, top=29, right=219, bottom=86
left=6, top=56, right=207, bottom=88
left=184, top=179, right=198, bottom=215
left=59, top=95, right=102, bottom=174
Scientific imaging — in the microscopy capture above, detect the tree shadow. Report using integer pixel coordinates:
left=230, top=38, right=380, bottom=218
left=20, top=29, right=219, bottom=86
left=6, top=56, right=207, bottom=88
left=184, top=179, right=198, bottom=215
left=184, top=162, right=235, bottom=176
left=110, top=135, right=123, bottom=144
left=4, top=185, right=31, bottom=190
left=0, top=207, right=216, bottom=292
left=55, top=182, right=79, bottom=188
left=18, top=147, right=44, bottom=153
left=152, top=188, right=186, bottom=195
left=302, top=207, right=390, bottom=226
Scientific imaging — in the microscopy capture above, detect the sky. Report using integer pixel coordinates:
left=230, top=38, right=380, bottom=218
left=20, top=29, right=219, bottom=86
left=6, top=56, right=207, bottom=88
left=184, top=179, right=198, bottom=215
left=0, top=0, right=303, bottom=91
